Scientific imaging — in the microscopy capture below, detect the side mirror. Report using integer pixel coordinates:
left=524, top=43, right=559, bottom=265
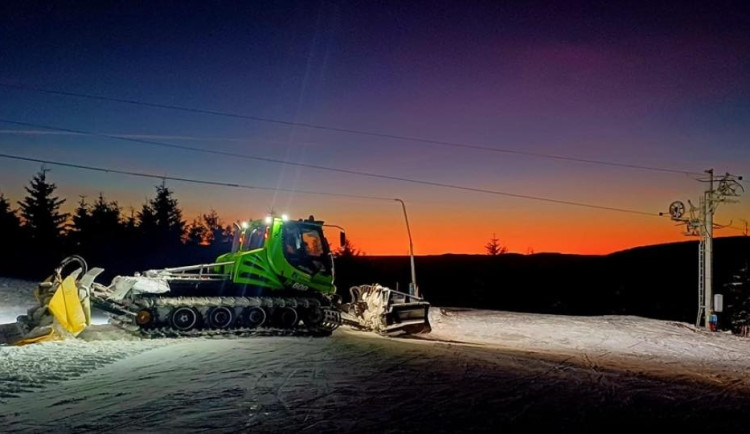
left=340, top=232, right=346, bottom=247
left=230, top=222, right=242, bottom=253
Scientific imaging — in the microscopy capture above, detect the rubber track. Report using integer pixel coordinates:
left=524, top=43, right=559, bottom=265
left=98, top=295, right=341, bottom=339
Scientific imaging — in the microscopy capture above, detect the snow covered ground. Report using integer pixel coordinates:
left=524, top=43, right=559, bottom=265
left=426, top=307, right=750, bottom=388
left=3, top=279, right=750, bottom=432
left=0, top=278, right=38, bottom=324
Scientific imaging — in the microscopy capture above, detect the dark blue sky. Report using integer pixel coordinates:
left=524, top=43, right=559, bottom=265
left=1, top=1, right=749, bottom=254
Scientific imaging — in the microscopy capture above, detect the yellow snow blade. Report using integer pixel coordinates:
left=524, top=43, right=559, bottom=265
left=47, top=274, right=88, bottom=336
left=15, top=329, right=59, bottom=346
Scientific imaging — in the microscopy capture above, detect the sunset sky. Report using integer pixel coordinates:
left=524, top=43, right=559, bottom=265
left=1, top=1, right=748, bottom=255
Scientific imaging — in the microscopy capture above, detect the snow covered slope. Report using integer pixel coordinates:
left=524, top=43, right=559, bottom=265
left=3, top=278, right=750, bottom=431
left=426, top=307, right=750, bottom=386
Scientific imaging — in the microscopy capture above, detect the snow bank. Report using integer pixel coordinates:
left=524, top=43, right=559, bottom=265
left=426, top=307, right=750, bottom=384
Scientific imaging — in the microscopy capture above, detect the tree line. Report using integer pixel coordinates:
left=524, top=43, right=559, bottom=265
left=0, top=169, right=237, bottom=279
left=5, top=170, right=749, bottom=330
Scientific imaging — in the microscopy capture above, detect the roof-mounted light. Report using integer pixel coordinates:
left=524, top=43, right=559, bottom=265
left=241, top=221, right=249, bottom=229
left=281, top=214, right=289, bottom=221
left=265, top=216, right=273, bottom=224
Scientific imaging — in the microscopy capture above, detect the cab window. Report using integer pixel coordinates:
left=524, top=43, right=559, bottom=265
left=243, top=226, right=266, bottom=250
left=283, top=224, right=328, bottom=258
left=302, top=231, right=324, bottom=256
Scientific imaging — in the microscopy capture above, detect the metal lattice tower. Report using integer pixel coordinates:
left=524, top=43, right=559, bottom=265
left=665, top=169, right=744, bottom=329
left=697, top=236, right=705, bottom=326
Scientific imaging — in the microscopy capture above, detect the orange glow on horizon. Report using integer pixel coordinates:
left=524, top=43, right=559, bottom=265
left=204, top=206, right=709, bottom=256
left=8, top=167, right=744, bottom=259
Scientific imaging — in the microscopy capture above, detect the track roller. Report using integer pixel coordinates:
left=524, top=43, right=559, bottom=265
left=208, top=306, right=235, bottom=329
left=302, top=306, right=325, bottom=327
left=241, top=307, right=267, bottom=328
left=273, top=307, right=298, bottom=328
left=170, top=306, right=200, bottom=331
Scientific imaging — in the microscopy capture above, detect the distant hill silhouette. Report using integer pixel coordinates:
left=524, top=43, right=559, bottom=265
left=334, top=237, right=750, bottom=325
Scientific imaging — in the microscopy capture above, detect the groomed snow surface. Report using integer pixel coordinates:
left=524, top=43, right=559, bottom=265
left=3, top=278, right=750, bottom=432
left=0, top=278, right=38, bottom=324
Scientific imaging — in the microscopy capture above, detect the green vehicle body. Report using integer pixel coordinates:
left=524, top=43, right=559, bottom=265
left=8, top=216, right=429, bottom=341
left=215, top=216, right=336, bottom=295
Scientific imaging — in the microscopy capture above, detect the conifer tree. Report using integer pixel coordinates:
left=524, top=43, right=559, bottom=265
left=70, top=194, right=122, bottom=249
left=137, top=184, right=185, bottom=265
left=149, top=183, right=184, bottom=244
left=185, top=216, right=208, bottom=246
left=89, top=193, right=122, bottom=234
left=334, top=238, right=362, bottom=257
left=202, top=209, right=229, bottom=247
left=0, top=194, right=24, bottom=274
left=18, top=169, right=68, bottom=244
left=70, top=196, right=91, bottom=250
left=0, top=194, right=21, bottom=235
left=484, top=233, right=507, bottom=255
left=123, top=206, right=137, bottom=234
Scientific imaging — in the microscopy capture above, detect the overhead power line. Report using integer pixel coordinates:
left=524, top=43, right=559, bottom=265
left=0, top=82, right=702, bottom=176
left=0, top=152, right=394, bottom=202
left=0, top=129, right=266, bottom=143
left=0, top=151, right=662, bottom=217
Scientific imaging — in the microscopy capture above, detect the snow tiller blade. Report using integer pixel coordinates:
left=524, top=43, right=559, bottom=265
left=46, top=271, right=89, bottom=337
left=6, top=256, right=98, bottom=346
left=341, top=284, right=431, bottom=335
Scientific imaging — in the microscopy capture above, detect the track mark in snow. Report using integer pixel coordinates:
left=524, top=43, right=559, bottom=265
left=50, top=396, right=88, bottom=407
left=0, top=337, right=165, bottom=404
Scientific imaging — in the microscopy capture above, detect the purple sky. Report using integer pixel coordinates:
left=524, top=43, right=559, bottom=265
left=0, top=1, right=748, bottom=254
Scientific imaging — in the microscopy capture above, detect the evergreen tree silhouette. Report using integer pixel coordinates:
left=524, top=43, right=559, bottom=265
left=68, top=193, right=124, bottom=272
left=0, top=194, right=21, bottom=235
left=185, top=216, right=208, bottom=246
left=484, top=233, right=507, bottom=255
left=137, top=200, right=157, bottom=235
left=113, top=205, right=140, bottom=276
left=70, top=196, right=91, bottom=251
left=202, top=209, right=230, bottom=248
left=334, top=238, right=362, bottom=257
left=181, top=210, right=231, bottom=263
left=17, top=169, right=68, bottom=271
left=90, top=194, right=122, bottom=233
left=151, top=183, right=184, bottom=241
left=18, top=169, right=68, bottom=243
left=123, top=206, right=137, bottom=236
left=88, top=194, right=122, bottom=258
left=137, top=183, right=185, bottom=266
left=0, top=194, right=24, bottom=274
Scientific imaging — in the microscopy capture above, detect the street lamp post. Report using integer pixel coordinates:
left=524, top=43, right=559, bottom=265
left=394, top=198, right=419, bottom=298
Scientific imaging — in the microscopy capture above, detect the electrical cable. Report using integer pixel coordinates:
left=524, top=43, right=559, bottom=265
left=0, top=82, right=703, bottom=176
left=0, top=151, right=662, bottom=217
left=0, top=152, right=394, bottom=202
